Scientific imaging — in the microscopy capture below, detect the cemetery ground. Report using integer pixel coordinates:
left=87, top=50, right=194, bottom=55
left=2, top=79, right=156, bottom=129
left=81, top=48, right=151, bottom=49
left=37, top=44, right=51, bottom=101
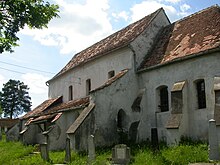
left=0, top=135, right=217, bottom=165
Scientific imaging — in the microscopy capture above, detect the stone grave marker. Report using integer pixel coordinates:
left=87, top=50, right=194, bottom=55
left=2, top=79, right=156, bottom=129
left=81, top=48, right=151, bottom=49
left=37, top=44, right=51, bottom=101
left=209, top=119, right=220, bottom=161
left=88, top=135, right=96, bottom=164
left=151, top=128, right=159, bottom=151
left=112, top=144, right=130, bottom=165
left=65, top=138, right=71, bottom=162
left=40, top=143, right=49, bottom=161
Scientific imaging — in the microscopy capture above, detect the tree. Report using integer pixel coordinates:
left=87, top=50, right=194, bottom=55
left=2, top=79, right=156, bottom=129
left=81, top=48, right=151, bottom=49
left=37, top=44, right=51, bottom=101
left=0, top=0, right=59, bottom=53
left=0, top=104, right=2, bottom=118
left=0, top=79, right=32, bottom=118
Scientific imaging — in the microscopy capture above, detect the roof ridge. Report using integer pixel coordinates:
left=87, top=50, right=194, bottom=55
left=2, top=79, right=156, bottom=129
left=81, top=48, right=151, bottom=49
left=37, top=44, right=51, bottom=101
left=49, top=8, right=163, bottom=82
left=139, top=5, right=220, bottom=70
left=72, top=8, right=163, bottom=59
left=173, top=5, right=219, bottom=24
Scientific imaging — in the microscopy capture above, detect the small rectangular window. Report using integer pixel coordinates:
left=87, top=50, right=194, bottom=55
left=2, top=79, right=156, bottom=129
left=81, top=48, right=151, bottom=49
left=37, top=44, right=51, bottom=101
left=196, top=80, right=206, bottom=109
left=215, top=90, right=220, bottom=105
left=159, top=86, right=169, bottom=112
left=86, top=79, right=91, bottom=95
left=108, top=70, right=115, bottom=79
left=69, top=85, right=73, bottom=101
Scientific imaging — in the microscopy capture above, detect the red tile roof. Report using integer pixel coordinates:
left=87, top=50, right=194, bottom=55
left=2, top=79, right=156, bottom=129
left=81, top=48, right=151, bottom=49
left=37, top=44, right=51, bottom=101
left=21, top=96, right=89, bottom=121
left=140, top=5, right=220, bottom=70
left=31, top=114, right=55, bottom=123
left=21, top=96, right=62, bottom=119
left=49, top=8, right=163, bottom=81
left=44, top=96, right=89, bottom=115
left=91, top=69, right=128, bottom=92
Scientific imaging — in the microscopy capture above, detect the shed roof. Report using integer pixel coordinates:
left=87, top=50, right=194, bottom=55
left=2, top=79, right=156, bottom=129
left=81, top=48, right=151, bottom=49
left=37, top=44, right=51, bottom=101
left=49, top=8, right=163, bottom=81
left=21, top=96, right=62, bottom=119
left=43, top=96, right=89, bottom=115
left=140, top=5, right=220, bottom=70
left=91, top=69, right=128, bottom=92
left=21, top=96, right=89, bottom=121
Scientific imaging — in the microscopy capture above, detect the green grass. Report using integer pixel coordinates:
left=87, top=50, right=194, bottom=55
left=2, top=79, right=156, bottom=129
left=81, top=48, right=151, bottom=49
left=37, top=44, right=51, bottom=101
left=0, top=135, right=212, bottom=165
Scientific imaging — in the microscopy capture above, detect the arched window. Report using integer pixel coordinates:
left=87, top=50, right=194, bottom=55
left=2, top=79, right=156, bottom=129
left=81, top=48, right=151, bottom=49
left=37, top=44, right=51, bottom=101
left=117, top=109, right=126, bottom=129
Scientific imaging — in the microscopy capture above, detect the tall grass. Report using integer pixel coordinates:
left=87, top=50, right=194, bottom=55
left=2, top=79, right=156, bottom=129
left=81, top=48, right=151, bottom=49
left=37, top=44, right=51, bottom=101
left=0, top=135, right=212, bottom=165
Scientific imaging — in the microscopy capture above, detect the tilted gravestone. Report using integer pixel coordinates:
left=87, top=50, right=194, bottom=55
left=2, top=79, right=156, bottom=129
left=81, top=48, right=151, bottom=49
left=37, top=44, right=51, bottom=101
left=112, top=144, right=130, bottom=165
left=209, top=119, right=220, bottom=161
left=88, top=135, right=96, bottom=164
left=151, top=128, right=159, bottom=151
left=40, top=143, right=49, bottom=161
left=65, top=138, right=71, bottom=163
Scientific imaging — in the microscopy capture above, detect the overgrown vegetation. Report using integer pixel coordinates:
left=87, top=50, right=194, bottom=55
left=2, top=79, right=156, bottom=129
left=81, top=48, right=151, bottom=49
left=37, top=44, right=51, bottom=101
left=0, top=135, right=212, bottom=165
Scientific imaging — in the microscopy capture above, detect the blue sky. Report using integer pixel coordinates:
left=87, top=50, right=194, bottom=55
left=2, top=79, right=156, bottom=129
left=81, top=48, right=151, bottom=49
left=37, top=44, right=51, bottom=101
left=0, top=0, right=219, bottom=109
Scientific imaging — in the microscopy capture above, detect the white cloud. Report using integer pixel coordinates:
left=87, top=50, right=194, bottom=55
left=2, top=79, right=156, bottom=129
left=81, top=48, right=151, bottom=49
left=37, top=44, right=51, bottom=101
left=130, top=0, right=192, bottom=22
left=21, top=73, right=49, bottom=95
left=21, top=73, right=49, bottom=109
left=164, top=0, right=181, bottom=3
left=130, top=0, right=177, bottom=22
left=112, top=11, right=129, bottom=21
left=21, top=0, right=113, bottom=55
left=180, top=3, right=190, bottom=12
left=179, top=3, right=191, bottom=17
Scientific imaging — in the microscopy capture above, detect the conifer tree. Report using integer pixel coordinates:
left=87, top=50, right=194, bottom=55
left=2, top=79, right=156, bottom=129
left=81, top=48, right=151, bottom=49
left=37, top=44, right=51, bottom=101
left=0, top=79, right=31, bottom=118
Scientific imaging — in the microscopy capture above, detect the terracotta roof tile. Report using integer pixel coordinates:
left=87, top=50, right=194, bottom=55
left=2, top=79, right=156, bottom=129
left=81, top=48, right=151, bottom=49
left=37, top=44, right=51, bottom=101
left=91, top=69, right=128, bottom=92
left=22, top=96, right=89, bottom=122
left=45, top=96, right=89, bottom=114
left=140, top=5, right=220, bottom=69
left=50, top=8, right=162, bottom=81
left=31, top=114, right=55, bottom=123
left=21, top=96, right=62, bottom=119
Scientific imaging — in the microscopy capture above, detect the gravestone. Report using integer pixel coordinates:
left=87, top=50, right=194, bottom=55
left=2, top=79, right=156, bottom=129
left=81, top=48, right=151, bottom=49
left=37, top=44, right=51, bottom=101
left=65, top=138, right=71, bottom=162
left=40, top=143, right=49, bottom=161
left=112, top=144, right=130, bottom=165
left=88, top=135, right=96, bottom=163
left=151, top=128, right=159, bottom=151
left=209, top=119, right=220, bottom=161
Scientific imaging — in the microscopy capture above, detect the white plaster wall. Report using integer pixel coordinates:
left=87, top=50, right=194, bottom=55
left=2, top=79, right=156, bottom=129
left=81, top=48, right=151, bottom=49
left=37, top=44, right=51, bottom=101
left=130, top=9, right=170, bottom=69
left=91, top=69, right=141, bottom=146
left=48, top=110, right=80, bottom=151
left=48, top=47, right=133, bottom=102
left=139, top=51, right=220, bottom=143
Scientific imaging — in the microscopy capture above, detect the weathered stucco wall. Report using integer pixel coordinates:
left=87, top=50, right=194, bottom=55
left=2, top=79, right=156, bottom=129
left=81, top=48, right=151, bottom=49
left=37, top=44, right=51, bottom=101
left=90, top=69, right=142, bottom=147
left=69, top=111, right=95, bottom=151
left=48, top=110, right=80, bottom=151
left=130, top=9, right=170, bottom=69
left=139, top=51, right=220, bottom=143
left=6, top=123, right=20, bottom=141
left=22, top=124, right=38, bottom=145
left=48, top=47, right=133, bottom=102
